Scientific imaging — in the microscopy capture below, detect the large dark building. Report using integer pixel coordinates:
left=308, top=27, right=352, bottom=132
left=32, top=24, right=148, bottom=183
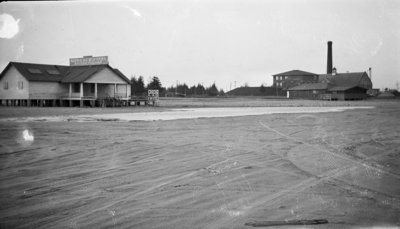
left=272, top=70, right=319, bottom=89
left=273, top=41, right=373, bottom=100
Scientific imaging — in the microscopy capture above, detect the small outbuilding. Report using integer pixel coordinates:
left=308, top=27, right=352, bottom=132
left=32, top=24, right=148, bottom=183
left=328, top=86, right=368, bottom=100
left=377, top=91, right=396, bottom=99
left=286, top=83, right=330, bottom=99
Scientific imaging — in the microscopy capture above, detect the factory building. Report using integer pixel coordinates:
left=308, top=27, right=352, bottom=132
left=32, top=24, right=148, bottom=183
left=275, top=41, right=373, bottom=100
left=0, top=56, right=131, bottom=107
left=272, top=70, right=319, bottom=89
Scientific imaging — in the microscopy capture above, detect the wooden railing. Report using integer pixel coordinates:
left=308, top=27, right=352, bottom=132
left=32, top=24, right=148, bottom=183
left=60, top=93, right=129, bottom=99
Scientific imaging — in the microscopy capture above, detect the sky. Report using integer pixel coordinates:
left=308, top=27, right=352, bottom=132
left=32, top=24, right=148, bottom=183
left=0, top=0, right=399, bottom=91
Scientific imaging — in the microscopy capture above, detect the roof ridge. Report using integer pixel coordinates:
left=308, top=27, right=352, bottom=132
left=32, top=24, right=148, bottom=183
left=273, top=69, right=319, bottom=76
left=2, top=61, right=131, bottom=84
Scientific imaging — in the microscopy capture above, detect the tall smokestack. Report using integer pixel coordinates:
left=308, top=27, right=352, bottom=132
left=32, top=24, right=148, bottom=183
left=327, top=41, right=333, bottom=74
left=369, top=67, right=372, bottom=80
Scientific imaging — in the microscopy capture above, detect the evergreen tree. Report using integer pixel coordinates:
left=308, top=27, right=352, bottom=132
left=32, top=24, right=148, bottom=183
left=177, top=83, right=189, bottom=95
left=130, top=76, right=138, bottom=96
left=189, top=85, right=196, bottom=96
left=196, top=84, right=206, bottom=96
left=147, top=76, right=162, bottom=90
left=136, top=76, right=146, bottom=95
left=206, top=83, right=219, bottom=96
left=131, top=76, right=146, bottom=96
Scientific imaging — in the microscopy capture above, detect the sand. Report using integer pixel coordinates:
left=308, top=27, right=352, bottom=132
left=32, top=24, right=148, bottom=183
left=0, top=98, right=399, bottom=228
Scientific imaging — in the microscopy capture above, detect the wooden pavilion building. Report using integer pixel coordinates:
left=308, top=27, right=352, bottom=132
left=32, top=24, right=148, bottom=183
left=0, top=57, right=132, bottom=107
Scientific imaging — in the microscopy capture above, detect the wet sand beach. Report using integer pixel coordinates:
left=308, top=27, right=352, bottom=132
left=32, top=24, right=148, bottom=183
left=0, top=98, right=399, bottom=228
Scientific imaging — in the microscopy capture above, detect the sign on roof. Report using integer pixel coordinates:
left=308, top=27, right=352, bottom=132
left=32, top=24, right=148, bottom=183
left=69, top=56, right=108, bottom=66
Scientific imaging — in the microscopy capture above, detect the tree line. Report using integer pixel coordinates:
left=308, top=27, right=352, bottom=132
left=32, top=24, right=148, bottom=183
left=166, top=83, right=224, bottom=97
left=130, top=76, right=224, bottom=97
left=130, top=76, right=162, bottom=96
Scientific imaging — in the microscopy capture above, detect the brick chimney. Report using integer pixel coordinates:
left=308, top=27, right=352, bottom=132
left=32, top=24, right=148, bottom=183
left=327, top=41, right=333, bottom=74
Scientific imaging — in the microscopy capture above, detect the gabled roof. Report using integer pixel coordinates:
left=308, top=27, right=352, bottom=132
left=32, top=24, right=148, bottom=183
left=0, top=62, right=69, bottom=82
left=112, top=68, right=131, bottom=84
left=61, top=65, right=131, bottom=84
left=273, top=70, right=319, bottom=77
left=61, top=65, right=107, bottom=83
left=0, top=62, right=131, bottom=84
left=318, top=72, right=368, bottom=86
left=287, top=83, right=330, bottom=91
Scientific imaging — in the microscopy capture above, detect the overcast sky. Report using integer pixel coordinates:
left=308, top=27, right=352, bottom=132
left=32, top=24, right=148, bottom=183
left=1, top=0, right=399, bottom=91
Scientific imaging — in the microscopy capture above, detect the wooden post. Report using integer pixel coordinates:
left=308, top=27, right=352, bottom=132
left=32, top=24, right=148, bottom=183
left=80, top=83, right=83, bottom=98
left=69, top=100, right=73, bottom=107
left=94, top=83, right=98, bottom=99
left=80, top=83, right=84, bottom=107
left=27, top=99, right=31, bottom=107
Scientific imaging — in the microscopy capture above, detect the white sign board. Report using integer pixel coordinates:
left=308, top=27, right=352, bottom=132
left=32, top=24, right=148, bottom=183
left=70, top=56, right=108, bottom=66
left=148, top=90, right=159, bottom=101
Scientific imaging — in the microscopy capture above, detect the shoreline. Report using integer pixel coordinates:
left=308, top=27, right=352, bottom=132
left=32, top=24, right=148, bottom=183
left=1, top=106, right=375, bottom=123
left=0, top=97, right=398, bottom=119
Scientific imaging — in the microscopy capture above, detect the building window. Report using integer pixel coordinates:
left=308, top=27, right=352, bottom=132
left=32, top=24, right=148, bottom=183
left=90, top=84, right=95, bottom=93
left=18, top=81, right=23, bottom=90
left=3, top=81, right=8, bottom=90
left=73, top=83, right=80, bottom=92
